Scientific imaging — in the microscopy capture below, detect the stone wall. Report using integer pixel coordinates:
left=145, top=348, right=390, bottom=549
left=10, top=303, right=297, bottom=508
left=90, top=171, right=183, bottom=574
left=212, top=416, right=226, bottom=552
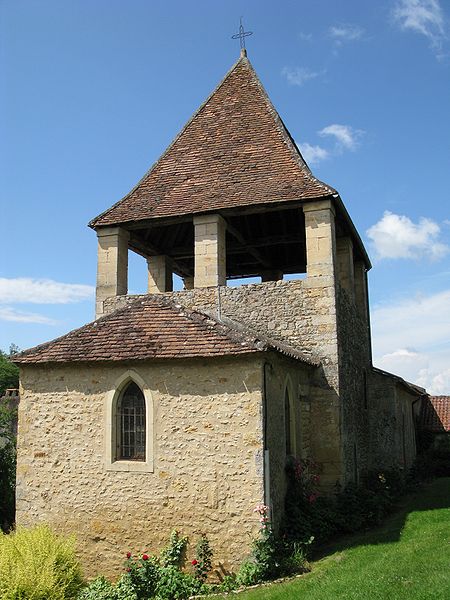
left=105, top=280, right=337, bottom=385
left=336, top=288, right=372, bottom=482
left=263, top=353, right=313, bottom=531
left=16, top=355, right=265, bottom=578
left=367, top=371, right=418, bottom=472
left=105, top=279, right=343, bottom=486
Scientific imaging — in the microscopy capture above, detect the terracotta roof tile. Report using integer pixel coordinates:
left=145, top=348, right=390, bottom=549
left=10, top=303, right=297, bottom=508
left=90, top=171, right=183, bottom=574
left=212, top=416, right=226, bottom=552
left=419, top=396, right=450, bottom=432
left=90, top=56, right=335, bottom=228
left=14, top=296, right=318, bottom=366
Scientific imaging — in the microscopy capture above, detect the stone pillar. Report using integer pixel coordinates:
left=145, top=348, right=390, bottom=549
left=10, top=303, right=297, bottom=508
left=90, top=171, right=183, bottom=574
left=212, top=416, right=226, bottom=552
left=336, top=236, right=355, bottom=302
left=193, top=214, right=226, bottom=288
left=183, top=277, right=194, bottom=290
left=303, top=200, right=342, bottom=488
left=303, top=200, right=337, bottom=283
left=354, top=261, right=369, bottom=322
left=261, top=270, right=283, bottom=282
left=354, top=260, right=372, bottom=363
left=147, top=255, right=173, bottom=293
left=95, top=227, right=129, bottom=319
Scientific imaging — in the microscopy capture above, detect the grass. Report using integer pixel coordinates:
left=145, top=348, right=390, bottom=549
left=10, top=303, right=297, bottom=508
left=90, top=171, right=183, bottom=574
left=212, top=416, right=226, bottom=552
left=214, top=478, right=450, bottom=600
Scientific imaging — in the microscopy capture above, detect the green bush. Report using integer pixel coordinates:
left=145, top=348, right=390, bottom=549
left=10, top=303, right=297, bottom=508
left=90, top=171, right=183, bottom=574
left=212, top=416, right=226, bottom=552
left=155, top=566, right=201, bottom=600
left=159, top=530, right=188, bottom=569
left=0, top=524, right=83, bottom=600
left=77, top=575, right=138, bottom=600
left=77, top=577, right=115, bottom=600
left=413, top=447, right=450, bottom=480
left=192, top=533, right=213, bottom=582
left=283, top=461, right=410, bottom=548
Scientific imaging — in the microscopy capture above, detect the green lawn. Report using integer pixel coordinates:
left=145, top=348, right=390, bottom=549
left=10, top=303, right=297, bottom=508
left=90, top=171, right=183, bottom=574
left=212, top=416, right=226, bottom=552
left=216, top=478, right=450, bottom=600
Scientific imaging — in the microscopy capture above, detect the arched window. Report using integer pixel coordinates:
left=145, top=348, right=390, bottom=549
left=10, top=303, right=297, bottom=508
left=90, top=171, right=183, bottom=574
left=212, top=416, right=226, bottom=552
left=116, top=382, right=146, bottom=461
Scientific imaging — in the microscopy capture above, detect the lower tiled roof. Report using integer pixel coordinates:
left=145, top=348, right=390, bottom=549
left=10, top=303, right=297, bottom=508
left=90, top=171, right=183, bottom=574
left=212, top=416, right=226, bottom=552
left=419, top=396, right=450, bottom=432
left=14, top=296, right=317, bottom=366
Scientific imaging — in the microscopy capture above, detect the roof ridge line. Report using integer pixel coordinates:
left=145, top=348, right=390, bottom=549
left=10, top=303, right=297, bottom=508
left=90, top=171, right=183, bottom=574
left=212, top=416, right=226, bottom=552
left=242, top=60, right=336, bottom=197
left=89, top=55, right=250, bottom=229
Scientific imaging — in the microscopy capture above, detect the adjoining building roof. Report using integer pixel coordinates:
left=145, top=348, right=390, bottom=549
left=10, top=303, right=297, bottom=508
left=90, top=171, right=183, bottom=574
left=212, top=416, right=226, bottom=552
left=419, top=396, right=450, bottom=432
left=372, top=366, right=426, bottom=397
left=14, top=296, right=318, bottom=366
left=89, top=54, right=335, bottom=229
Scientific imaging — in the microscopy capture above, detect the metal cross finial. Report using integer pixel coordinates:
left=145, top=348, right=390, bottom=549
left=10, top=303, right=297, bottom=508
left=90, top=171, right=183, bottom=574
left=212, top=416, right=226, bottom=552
left=232, top=17, right=253, bottom=50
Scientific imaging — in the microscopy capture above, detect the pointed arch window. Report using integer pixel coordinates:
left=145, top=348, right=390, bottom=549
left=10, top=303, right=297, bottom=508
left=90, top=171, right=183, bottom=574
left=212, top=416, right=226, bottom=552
left=105, top=371, right=153, bottom=473
left=116, top=381, right=146, bottom=461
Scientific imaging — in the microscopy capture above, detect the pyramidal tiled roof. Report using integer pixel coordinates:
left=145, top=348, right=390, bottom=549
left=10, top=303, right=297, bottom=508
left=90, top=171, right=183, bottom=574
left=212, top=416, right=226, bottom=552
left=90, top=54, right=335, bottom=228
left=14, top=295, right=318, bottom=365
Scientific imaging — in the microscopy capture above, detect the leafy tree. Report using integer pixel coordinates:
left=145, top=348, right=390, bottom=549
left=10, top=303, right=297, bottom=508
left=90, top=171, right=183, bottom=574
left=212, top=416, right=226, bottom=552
left=0, top=345, right=20, bottom=397
left=0, top=398, right=17, bottom=530
left=0, top=344, right=19, bottom=530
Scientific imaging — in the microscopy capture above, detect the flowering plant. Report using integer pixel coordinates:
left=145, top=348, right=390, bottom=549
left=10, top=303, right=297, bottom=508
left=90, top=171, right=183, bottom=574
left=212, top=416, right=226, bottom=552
left=253, top=503, right=270, bottom=529
left=192, top=533, right=213, bottom=582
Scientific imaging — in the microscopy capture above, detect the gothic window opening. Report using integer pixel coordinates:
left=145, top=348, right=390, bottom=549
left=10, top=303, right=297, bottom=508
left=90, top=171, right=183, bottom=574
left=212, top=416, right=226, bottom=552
left=116, top=381, right=146, bottom=461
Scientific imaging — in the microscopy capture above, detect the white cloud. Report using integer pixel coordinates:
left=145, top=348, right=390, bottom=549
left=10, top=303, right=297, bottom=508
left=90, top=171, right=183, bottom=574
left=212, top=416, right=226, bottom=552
left=366, top=211, right=449, bottom=261
left=281, top=66, right=321, bottom=86
left=393, top=0, right=446, bottom=46
left=0, top=278, right=94, bottom=305
left=298, top=143, right=329, bottom=165
left=372, top=289, right=450, bottom=352
left=318, top=124, right=364, bottom=151
left=418, top=367, right=450, bottom=395
left=372, top=289, right=450, bottom=394
left=329, top=23, right=365, bottom=43
left=0, top=307, right=57, bottom=325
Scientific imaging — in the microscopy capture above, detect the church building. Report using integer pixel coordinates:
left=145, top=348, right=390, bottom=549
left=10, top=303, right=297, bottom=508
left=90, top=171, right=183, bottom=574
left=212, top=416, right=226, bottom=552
left=14, top=49, right=425, bottom=576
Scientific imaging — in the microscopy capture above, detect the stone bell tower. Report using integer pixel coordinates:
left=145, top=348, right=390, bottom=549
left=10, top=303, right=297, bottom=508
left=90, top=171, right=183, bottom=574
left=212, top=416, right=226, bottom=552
left=89, top=49, right=372, bottom=486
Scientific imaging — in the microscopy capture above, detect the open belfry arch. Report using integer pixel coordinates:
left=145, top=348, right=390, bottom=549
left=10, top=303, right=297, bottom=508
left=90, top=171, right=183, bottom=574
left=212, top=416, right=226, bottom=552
left=90, top=49, right=371, bottom=321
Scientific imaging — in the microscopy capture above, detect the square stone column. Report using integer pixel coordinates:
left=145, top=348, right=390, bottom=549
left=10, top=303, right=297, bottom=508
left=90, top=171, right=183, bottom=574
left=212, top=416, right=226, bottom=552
left=261, top=270, right=283, bottom=282
left=95, top=227, right=129, bottom=319
left=193, top=214, right=226, bottom=288
left=147, top=255, right=173, bottom=293
left=183, top=276, right=194, bottom=290
left=354, top=260, right=369, bottom=322
left=336, top=236, right=355, bottom=302
left=303, top=200, right=337, bottom=283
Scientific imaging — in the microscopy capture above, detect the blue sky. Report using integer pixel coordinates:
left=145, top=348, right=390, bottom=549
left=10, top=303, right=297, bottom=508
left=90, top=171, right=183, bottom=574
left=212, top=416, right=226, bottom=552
left=1, top=0, right=449, bottom=393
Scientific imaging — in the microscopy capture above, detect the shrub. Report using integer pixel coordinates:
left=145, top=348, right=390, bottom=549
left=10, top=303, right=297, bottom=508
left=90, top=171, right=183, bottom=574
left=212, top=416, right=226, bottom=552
left=236, top=503, right=310, bottom=587
left=155, top=566, right=201, bottom=600
left=77, top=577, right=115, bottom=600
left=77, top=575, right=138, bottom=600
left=122, top=530, right=205, bottom=600
left=0, top=524, right=83, bottom=600
left=160, top=530, right=188, bottom=569
left=413, top=447, right=450, bottom=480
left=125, top=553, right=161, bottom=599
left=283, top=459, right=410, bottom=549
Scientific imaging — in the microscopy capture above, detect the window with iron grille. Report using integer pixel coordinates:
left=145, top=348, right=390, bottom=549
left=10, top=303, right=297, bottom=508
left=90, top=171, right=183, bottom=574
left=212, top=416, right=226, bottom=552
left=116, top=382, right=146, bottom=461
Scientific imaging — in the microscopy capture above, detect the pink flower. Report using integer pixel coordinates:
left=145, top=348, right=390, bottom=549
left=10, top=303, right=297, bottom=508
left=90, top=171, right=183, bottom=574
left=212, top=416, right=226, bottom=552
left=142, top=554, right=149, bottom=561
left=126, top=567, right=131, bottom=573
left=309, top=493, right=318, bottom=503
left=126, top=552, right=132, bottom=559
